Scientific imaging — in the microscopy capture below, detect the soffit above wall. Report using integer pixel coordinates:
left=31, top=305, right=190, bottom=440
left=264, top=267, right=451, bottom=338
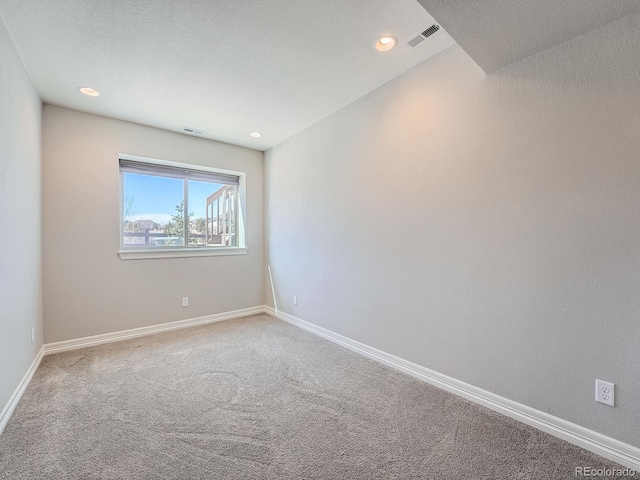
left=0, top=0, right=454, bottom=151
left=416, top=0, right=640, bottom=73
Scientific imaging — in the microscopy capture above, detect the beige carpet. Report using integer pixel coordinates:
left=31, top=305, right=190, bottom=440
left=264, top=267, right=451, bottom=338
left=0, top=313, right=636, bottom=479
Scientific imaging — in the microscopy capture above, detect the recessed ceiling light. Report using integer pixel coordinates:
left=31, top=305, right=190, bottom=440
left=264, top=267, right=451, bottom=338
left=375, top=35, right=397, bottom=52
left=250, top=132, right=262, bottom=138
left=78, top=86, right=100, bottom=97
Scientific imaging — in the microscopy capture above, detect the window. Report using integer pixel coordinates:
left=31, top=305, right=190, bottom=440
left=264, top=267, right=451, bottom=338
left=118, top=155, right=246, bottom=259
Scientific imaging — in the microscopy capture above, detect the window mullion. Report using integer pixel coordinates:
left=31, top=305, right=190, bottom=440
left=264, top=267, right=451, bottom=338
left=183, top=178, right=189, bottom=247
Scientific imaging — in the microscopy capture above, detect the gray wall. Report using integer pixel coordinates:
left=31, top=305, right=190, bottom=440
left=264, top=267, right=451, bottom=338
left=0, top=20, right=42, bottom=410
left=42, top=106, right=264, bottom=343
left=265, top=14, right=640, bottom=447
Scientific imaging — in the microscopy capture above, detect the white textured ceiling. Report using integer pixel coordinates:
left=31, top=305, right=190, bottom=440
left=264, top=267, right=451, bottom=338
left=0, top=0, right=454, bottom=150
left=417, top=0, right=640, bottom=73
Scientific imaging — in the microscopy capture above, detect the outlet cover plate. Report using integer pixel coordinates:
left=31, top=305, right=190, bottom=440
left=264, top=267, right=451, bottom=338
left=595, top=379, right=615, bottom=407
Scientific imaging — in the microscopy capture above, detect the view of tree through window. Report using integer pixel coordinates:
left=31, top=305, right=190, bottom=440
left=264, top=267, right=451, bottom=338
left=121, top=160, right=239, bottom=249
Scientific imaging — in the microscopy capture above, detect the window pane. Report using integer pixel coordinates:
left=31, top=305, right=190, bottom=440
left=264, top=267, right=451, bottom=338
left=123, top=173, right=184, bottom=247
left=189, top=180, right=238, bottom=247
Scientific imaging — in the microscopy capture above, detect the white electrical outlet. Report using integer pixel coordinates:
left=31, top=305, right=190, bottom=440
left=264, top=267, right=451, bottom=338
left=293, top=295, right=297, bottom=305
left=595, top=379, right=615, bottom=407
left=31, top=327, right=34, bottom=343
left=182, top=297, right=189, bottom=307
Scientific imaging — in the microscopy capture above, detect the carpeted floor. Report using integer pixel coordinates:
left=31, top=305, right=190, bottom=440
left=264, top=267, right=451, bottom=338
left=0, top=313, right=636, bottom=479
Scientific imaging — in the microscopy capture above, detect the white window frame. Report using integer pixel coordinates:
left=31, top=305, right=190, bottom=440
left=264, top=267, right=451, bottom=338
left=118, top=154, right=248, bottom=260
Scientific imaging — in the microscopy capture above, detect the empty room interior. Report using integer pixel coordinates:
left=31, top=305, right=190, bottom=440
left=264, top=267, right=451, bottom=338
left=1, top=1, right=639, bottom=478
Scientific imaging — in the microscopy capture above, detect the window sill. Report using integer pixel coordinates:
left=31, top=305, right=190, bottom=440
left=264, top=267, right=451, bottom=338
left=118, top=247, right=248, bottom=260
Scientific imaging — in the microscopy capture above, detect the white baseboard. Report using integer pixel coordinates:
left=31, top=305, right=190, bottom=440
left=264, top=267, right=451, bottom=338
left=0, top=346, right=44, bottom=436
left=44, top=306, right=264, bottom=355
left=264, top=306, right=640, bottom=471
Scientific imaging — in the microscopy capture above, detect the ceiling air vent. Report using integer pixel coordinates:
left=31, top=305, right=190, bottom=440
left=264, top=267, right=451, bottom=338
left=407, top=35, right=425, bottom=48
left=421, top=24, right=440, bottom=38
left=406, top=24, right=440, bottom=48
left=183, top=127, right=205, bottom=135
